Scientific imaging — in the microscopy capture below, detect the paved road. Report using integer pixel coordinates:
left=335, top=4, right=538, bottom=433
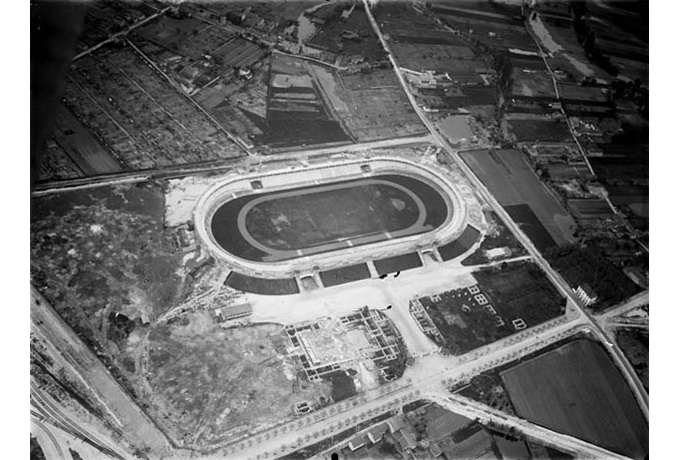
left=30, top=286, right=175, bottom=458
left=31, top=381, right=129, bottom=460
left=33, top=4, right=648, bottom=457
left=31, top=416, right=67, bottom=460
left=596, top=289, right=649, bottom=320
left=71, top=7, right=171, bottom=62
left=427, top=391, right=632, bottom=460
left=606, top=320, right=649, bottom=330
left=32, top=133, right=434, bottom=196
left=362, top=0, right=648, bottom=428
left=218, top=320, right=630, bottom=460
left=523, top=6, right=648, bottom=253
left=125, top=39, right=253, bottom=155
left=273, top=48, right=349, bottom=70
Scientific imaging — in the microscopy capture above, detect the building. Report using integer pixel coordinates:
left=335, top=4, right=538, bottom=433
left=484, top=247, right=512, bottom=260
left=347, top=436, right=367, bottom=451
left=237, top=67, right=253, bottom=81
left=177, top=227, right=195, bottom=248
left=341, top=30, right=360, bottom=41
left=623, top=267, right=649, bottom=289
left=286, top=310, right=403, bottom=382
left=180, top=66, right=200, bottom=81
left=293, top=401, right=312, bottom=415
left=574, top=284, right=598, bottom=306
left=215, top=303, right=253, bottom=322
left=385, top=415, right=405, bottom=433
left=367, top=424, right=388, bottom=444
left=430, top=442, right=444, bottom=457
left=393, top=429, right=417, bottom=451
left=407, top=72, right=437, bottom=89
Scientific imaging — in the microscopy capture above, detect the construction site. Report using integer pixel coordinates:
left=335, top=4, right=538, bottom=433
left=286, top=309, right=408, bottom=392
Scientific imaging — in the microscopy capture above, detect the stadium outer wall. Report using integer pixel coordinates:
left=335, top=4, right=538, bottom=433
left=194, top=157, right=469, bottom=279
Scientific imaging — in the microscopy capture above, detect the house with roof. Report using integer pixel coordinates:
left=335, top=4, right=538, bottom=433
left=574, top=284, right=598, bottom=306
left=367, top=423, right=389, bottom=444
left=386, top=415, right=406, bottom=433
left=347, top=435, right=368, bottom=452
left=393, top=429, right=417, bottom=452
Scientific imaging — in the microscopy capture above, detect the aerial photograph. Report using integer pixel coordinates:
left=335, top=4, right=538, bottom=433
left=29, top=0, right=650, bottom=459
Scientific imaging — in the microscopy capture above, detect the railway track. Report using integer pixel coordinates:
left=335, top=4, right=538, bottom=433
left=31, top=385, right=127, bottom=460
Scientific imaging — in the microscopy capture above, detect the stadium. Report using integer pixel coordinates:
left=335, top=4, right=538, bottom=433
left=194, top=157, right=478, bottom=293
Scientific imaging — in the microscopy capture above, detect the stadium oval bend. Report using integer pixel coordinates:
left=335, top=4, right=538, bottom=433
left=194, top=157, right=468, bottom=279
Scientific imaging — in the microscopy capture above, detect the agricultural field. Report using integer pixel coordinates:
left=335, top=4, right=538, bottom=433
left=63, top=47, right=243, bottom=172
left=506, top=118, right=572, bottom=143
left=418, top=87, right=498, bottom=117
left=504, top=204, right=557, bottom=252
left=372, top=1, right=499, bottom=116
left=76, top=1, right=156, bottom=50
left=431, top=3, right=537, bottom=54
left=194, top=59, right=269, bottom=146
left=529, top=5, right=611, bottom=82
left=615, top=328, right=649, bottom=392
left=374, top=2, right=447, bottom=33
left=131, top=16, right=272, bottom=147
left=306, top=1, right=386, bottom=64
left=418, top=261, right=565, bottom=354
left=590, top=155, right=648, bottom=182
left=135, top=15, right=215, bottom=59
left=310, top=65, right=427, bottom=142
left=212, top=38, right=267, bottom=69
left=501, top=338, right=648, bottom=459
left=557, top=83, right=609, bottom=103
left=580, top=1, right=649, bottom=84
left=37, top=139, right=86, bottom=182
left=256, top=53, right=351, bottom=149
left=460, top=149, right=576, bottom=246
left=51, top=103, right=122, bottom=176
left=605, top=184, right=648, bottom=218
left=589, top=127, right=649, bottom=185
left=510, top=69, right=555, bottom=99
left=391, top=40, right=490, bottom=83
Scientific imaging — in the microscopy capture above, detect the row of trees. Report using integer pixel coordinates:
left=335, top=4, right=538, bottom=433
left=569, top=1, right=619, bottom=76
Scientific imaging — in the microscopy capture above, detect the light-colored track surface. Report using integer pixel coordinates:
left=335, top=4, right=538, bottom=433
left=194, top=156, right=468, bottom=278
